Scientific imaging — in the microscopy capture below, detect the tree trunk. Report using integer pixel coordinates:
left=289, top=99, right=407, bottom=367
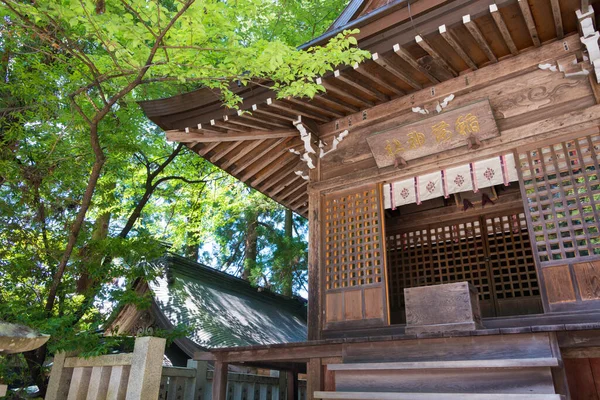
left=76, top=211, right=111, bottom=294
left=242, top=212, right=258, bottom=281
left=282, top=209, right=294, bottom=297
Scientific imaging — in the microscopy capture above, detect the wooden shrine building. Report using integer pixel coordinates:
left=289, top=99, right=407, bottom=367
left=140, top=0, right=600, bottom=398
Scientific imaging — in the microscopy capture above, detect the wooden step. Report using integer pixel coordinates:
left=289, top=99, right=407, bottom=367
left=327, top=358, right=559, bottom=371
left=313, top=392, right=564, bottom=400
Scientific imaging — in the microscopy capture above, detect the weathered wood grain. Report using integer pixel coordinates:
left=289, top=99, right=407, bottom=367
left=366, top=100, right=498, bottom=168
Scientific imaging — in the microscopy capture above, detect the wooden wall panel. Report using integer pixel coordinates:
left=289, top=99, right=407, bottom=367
left=518, top=133, right=600, bottom=312
left=564, top=358, right=600, bottom=400
left=363, top=287, right=384, bottom=320
left=543, top=266, right=576, bottom=304
left=322, top=184, right=388, bottom=329
left=574, top=261, right=600, bottom=301
left=343, top=290, right=363, bottom=321
left=325, top=293, right=343, bottom=323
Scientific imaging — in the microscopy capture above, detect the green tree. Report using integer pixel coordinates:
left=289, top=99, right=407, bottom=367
left=0, top=0, right=365, bottom=395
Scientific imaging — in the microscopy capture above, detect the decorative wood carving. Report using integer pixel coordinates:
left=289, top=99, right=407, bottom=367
left=366, top=100, right=499, bottom=169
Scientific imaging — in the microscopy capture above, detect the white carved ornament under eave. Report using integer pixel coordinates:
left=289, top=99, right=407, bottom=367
left=411, top=94, right=455, bottom=115
left=579, top=6, right=600, bottom=83
left=290, top=116, right=350, bottom=179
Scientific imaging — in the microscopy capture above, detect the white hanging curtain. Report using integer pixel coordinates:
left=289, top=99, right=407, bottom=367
left=383, top=153, right=519, bottom=210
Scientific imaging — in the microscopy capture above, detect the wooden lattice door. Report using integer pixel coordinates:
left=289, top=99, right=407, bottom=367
left=322, top=184, right=389, bottom=330
left=386, top=210, right=541, bottom=322
left=517, top=134, right=600, bottom=312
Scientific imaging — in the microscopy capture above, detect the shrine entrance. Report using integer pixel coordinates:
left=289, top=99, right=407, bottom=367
left=385, top=199, right=542, bottom=323
left=382, top=155, right=544, bottom=324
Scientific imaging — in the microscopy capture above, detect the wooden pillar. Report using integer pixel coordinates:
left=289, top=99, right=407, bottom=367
left=308, top=161, right=322, bottom=340
left=212, top=361, right=228, bottom=400
left=287, top=370, right=299, bottom=400
left=307, top=358, right=323, bottom=400
left=125, top=336, right=166, bottom=400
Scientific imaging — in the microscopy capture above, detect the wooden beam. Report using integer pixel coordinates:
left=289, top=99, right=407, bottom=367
left=251, top=151, right=302, bottom=187
left=315, top=104, right=600, bottom=193
left=279, top=179, right=307, bottom=202
left=313, top=93, right=360, bottom=114
left=226, top=113, right=284, bottom=130
left=371, top=53, right=423, bottom=90
left=489, top=4, right=518, bottom=56
left=333, top=70, right=390, bottom=102
left=220, top=139, right=266, bottom=169
left=439, top=24, right=477, bottom=70
left=235, top=111, right=292, bottom=129
left=392, top=44, right=440, bottom=83
left=550, top=0, right=564, bottom=39
left=211, top=119, right=250, bottom=132
left=212, top=361, right=228, bottom=400
left=166, top=129, right=297, bottom=143
left=267, top=98, right=330, bottom=123
left=319, top=34, right=581, bottom=137
left=283, top=184, right=308, bottom=206
left=316, top=77, right=375, bottom=107
left=269, top=174, right=303, bottom=197
left=352, top=62, right=405, bottom=96
left=518, top=0, right=541, bottom=47
left=253, top=158, right=300, bottom=191
left=285, top=97, right=345, bottom=119
left=290, top=194, right=309, bottom=210
left=256, top=157, right=301, bottom=189
left=232, top=138, right=289, bottom=175
left=240, top=139, right=295, bottom=181
left=251, top=104, right=298, bottom=123
left=463, top=15, right=497, bottom=63
left=196, top=141, right=221, bottom=156
left=209, top=141, right=244, bottom=164
left=415, top=35, right=458, bottom=77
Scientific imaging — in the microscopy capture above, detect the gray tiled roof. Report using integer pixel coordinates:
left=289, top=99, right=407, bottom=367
left=149, top=255, right=307, bottom=349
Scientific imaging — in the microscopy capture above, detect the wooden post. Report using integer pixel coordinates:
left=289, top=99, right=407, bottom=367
left=308, top=160, right=322, bottom=341
left=46, top=352, right=72, bottom=400
left=306, top=358, right=323, bottom=400
left=279, top=370, right=287, bottom=399
left=125, top=336, right=166, bottom=400
left=212, top=361, right=228, bottom=400
left=287, top=370, right=299, bottom=400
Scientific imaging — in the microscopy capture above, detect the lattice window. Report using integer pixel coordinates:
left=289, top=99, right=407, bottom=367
left=486, top=213, right=539, bottom=299
left=386, top=218, right=490, bottom=311
left=324, top=186, right=384, bottom=291
left=519, top=135, right=600, bottom=264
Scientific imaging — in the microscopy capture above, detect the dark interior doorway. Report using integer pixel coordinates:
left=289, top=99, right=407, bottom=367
left=384, top=184, right=543, bottom=324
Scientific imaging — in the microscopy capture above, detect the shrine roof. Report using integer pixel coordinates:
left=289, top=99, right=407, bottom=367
left=139, top=0, right=582, bottom=216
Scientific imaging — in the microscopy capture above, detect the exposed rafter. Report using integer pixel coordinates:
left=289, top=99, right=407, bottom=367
left=165, top=128, right=296, bottom=143
left=489, top=4, right=518, bottom=56
left=463, top=14, right=497, bottom=64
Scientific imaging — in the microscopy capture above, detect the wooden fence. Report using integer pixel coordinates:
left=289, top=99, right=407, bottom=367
left=45, top=336, right=305, bottom=400
left=160, top=360, right=307, bottom=400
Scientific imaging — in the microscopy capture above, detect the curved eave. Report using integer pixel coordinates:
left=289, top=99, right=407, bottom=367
left=140, top=0, right=583, bottom=217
